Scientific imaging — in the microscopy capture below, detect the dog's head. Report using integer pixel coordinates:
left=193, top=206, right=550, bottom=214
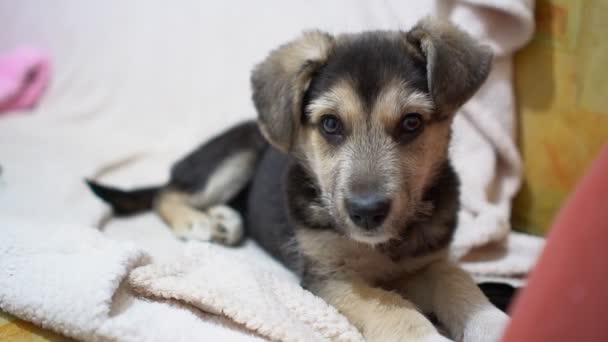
left=252, top=18, right=492, bottom=245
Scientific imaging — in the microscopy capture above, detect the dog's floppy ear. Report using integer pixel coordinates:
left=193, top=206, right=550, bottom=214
left=251, top=31, right=334, bottom=152
left=405, top=18, right=493, bottom=116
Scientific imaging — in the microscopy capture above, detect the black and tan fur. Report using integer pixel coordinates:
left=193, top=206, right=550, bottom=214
left=88, top=18, right=508, bottom=342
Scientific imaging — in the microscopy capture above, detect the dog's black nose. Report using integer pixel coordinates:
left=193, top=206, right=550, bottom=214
left=345, top=194, right=391, bottom=230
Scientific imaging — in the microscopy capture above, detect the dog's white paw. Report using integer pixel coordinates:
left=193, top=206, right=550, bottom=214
left=169, top=205, right=243, bottom=245
left=463, top=307, right=509, bottom=342
left=171, top=210, right=214, bottom=241
left=206, top=205, right=243, bottom=245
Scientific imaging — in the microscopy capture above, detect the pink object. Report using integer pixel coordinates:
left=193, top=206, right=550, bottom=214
left=0, top=46, right=51, bottom=113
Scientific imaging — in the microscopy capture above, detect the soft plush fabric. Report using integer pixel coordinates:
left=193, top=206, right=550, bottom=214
left=0, top=215, right=359, bottom=341
left=0, top=216, right=151, bottom=341
left=0, top=0, right=543, bottom=340
left=129, top=243, right=364, bottom=342
left=0, top=46, right=50, bottom=113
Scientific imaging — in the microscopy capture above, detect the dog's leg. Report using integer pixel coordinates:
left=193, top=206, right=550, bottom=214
left=308, top=277, right=451, bottom=342
left=154, top=121, right=267, bottom=245
left=390, top=260, right=509, bottom=342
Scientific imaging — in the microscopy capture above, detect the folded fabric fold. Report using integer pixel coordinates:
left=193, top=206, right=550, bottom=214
left=0, top=216, right=149, bottom=341
left=129, top=243, right=364, bottom=342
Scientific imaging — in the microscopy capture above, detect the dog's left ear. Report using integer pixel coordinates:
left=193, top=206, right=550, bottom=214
left=405, top=18, right=493, bottom=116
left=251, top=31, right=335, bottom=152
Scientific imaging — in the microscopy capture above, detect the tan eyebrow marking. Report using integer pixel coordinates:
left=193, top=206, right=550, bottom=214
left=305, top=78, right=365, bottom=125
left=374, top=79, right=434, bottom=127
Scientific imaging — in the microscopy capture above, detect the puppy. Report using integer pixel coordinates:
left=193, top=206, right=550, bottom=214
left=88, top=18, right=508, bottom=342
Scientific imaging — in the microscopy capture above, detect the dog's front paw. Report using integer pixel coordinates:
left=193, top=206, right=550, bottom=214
left=463, top=307, right=509, bottom=342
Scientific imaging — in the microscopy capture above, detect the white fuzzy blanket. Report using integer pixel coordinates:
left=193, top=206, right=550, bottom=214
left=0, top=0, right=542, bottom=341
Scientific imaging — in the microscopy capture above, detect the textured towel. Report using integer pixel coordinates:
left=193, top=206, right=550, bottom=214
left=0, top=216, right=361, bottom=341
left=0, top=46, right=50, bottom=113
left=0, top=216, right=149, bottom=341
left=0, top=0, right=543, bottom=341
left=129, top=243, right=364, bottom=342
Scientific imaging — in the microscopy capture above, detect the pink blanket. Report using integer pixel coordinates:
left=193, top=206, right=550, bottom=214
left=0, top=46, right=50, bottom=113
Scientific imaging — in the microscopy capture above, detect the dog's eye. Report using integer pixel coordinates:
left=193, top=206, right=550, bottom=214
left=319, top=115, right=344, bottom=144
left=320, top=115, right=342, bottom=135
left=395, top=113, right=424, bottom=143
left=401, top=113, right=423, bottom=133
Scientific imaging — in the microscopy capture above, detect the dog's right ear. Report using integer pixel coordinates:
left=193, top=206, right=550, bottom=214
left=251, top=31, right=334, bottom=152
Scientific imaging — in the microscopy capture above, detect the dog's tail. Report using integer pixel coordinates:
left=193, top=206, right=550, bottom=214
left=86, top=179, right=161, bottom=216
